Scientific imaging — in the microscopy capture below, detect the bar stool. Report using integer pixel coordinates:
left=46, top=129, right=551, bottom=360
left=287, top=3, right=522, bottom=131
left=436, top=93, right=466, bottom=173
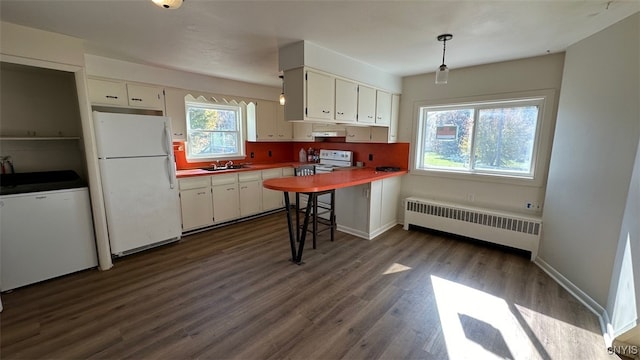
left=294, top=165, right=336, bottom=249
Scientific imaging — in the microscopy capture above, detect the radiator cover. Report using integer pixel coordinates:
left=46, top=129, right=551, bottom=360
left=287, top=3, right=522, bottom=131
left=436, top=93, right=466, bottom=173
left=403, top=197, right=541, bottom=260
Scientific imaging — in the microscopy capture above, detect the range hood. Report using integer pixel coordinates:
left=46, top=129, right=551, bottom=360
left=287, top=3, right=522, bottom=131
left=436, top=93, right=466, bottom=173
left=311, top=124, right=347, bottom=137
left=312, top=129, right=346, bottom=137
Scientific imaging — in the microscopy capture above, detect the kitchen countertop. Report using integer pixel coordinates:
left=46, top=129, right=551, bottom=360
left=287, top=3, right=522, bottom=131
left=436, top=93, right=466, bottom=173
left=176, top=162, right=307, bottom=178
left=262, top=167, right=407, bottom=193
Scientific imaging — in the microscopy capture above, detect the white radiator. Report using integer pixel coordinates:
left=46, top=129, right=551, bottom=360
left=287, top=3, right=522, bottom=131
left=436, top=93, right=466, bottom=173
left=403, top=197, right=541, bottom=260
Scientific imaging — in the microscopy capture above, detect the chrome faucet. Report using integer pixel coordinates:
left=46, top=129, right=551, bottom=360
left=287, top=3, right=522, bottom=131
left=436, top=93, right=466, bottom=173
left=225, top=160, right=234, bottom=168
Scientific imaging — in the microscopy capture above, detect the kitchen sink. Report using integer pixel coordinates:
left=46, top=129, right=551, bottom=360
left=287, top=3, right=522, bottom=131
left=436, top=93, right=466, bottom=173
left=200, top=164, right=250, bottom=171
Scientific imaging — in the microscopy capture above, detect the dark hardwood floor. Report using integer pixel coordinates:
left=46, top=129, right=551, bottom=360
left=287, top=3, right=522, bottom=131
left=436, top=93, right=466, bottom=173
left=1, top=212, right=619, bottom=359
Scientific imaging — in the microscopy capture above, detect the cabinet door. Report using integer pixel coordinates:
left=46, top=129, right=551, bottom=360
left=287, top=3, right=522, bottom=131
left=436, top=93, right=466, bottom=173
left=380, top=177, right=401, bottom=228
left=256, top=101, right=277, bottom=140
left=126, top=84, right=164, bottom=110
left=180, top=188, right=214, bottom=231
left=306, top=70, right=334, bottom=121
left=87, top=78, right=128, bottom=107
left=389, top=94, right=400, bottom=143
left=357, top=85, right=376, bottom=124
left=346, top=126, right=371, bottom=142
left=369, top=180, right=383, bottom=232
left=293, top=122, right=314, bottom=142
left=239, top=180, right=262, bottom=216
left=165, top=87, right=187, bottom=140
left=212, top=184, right=239, bottom=223
left=375, top=90, right=392, bottom=126
left=370, top=94, right=400, bottom=143
left=262, top=168, right=284, bottom=211
left=276, top=103, right=292, bottom=140
left=335, top=78, right=358, bottom=123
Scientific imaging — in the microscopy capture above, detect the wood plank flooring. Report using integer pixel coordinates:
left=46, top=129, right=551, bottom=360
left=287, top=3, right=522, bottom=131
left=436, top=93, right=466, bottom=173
left=0, top=212, right=619, bottom=359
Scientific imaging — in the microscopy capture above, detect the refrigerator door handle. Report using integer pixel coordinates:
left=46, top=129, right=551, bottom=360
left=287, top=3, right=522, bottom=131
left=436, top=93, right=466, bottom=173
left=167, top=155, right=176, bottom=189
left=164, top=122, right=176, bottom=189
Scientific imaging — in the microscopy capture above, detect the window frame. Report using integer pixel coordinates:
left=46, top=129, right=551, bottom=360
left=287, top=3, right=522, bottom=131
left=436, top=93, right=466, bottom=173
left=184, top=100, right=246, bottom=162
left=412, top=90, right=556, bottom=187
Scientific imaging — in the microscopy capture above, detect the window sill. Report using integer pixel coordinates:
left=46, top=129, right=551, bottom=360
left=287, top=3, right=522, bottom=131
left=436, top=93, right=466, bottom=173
left=410, top=168, right=543, bottom=188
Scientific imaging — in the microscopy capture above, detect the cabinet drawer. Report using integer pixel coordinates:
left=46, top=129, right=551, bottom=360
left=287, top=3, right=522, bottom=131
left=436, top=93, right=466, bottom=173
left=211, top=173, right=238, bottom=185
left=179, top=176, right=211, bottom=190
left=238, top=171, right=261, bottom=182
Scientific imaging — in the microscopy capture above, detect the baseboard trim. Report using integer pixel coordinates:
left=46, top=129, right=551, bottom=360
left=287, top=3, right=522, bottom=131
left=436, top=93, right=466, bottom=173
left=534, top=258, right=613, bottom=346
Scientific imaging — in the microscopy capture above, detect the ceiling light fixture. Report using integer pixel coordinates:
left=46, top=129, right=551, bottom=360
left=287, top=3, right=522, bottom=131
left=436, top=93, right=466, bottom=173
left=279, top=75, right=286, bottom=106
left=152, top=0, right=183, bottom=9
left=435, top=33, right=453, bottom=84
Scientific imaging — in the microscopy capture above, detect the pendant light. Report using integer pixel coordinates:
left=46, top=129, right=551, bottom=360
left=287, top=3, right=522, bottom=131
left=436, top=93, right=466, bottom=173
left=279, top=75, right=286, bottom=106
left=151, top=0, right=183, bottom=9
left=435, top=34, right=453, bottom=84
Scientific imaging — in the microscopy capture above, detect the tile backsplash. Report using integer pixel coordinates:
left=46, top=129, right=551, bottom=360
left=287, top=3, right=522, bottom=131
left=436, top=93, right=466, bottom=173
left=173, top=140, right=409, bottom=170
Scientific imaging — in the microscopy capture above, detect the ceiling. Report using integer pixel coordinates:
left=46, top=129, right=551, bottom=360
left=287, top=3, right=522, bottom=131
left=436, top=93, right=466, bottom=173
left=1, top=1, right=638, bottom=87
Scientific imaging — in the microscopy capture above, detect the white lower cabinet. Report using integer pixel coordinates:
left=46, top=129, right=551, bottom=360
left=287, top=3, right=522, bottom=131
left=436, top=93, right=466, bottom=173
left=239, top=171, right=262, bottom=217
left=179, top=177, right=214, bottom=231
left=262, top=168, right=284, bottom=211
left=335, top=176, right=402, bottom=239
left=212, top=173, right=240, bottom=224
left=179, top=167, right=295, bottom=232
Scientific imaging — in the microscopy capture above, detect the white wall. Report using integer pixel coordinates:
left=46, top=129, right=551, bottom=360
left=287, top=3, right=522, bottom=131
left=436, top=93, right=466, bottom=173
left=542, top=12, right=639, bottom=315
left=399, top=53, right=564, bottom=214
left=84, top=54, right=279, bottom=102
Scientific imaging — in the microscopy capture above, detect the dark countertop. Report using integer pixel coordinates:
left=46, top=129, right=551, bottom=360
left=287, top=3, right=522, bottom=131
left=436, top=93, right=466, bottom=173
left=0, top=170, right=87, bottom=195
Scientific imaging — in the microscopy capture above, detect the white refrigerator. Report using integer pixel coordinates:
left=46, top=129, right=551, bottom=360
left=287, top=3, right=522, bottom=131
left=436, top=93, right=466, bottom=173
left=93, top=111, right=181, bottom=256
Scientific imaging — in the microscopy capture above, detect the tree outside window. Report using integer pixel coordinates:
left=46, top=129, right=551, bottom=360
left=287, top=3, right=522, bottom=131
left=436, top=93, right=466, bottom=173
left=418, top=98, right=542, bottom=178
left=186, top=102, right=243, bottom=160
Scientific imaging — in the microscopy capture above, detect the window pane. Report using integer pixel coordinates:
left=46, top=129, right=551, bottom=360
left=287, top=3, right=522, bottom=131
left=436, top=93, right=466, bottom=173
left=187, top=131, right=238, bottom=157
left=187, top=107, right=237, bottom=131
left=473, top=106, right=538, bottom=174
left=422, top=108, right=474, bottom=170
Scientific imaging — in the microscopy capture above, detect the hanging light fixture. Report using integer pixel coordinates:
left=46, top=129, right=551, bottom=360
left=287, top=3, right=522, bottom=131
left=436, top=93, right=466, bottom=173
left=151, top=0, right=183, bottom=9
left=279, top=75, right=286, bottom=106
left=435, top=33, right=453, bottom=84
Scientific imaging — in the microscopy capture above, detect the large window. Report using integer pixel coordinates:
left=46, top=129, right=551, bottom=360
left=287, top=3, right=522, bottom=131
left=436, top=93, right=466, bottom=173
left=416, top=97, right=545, bottom=179
left=185, top=101, right=244, bottom=161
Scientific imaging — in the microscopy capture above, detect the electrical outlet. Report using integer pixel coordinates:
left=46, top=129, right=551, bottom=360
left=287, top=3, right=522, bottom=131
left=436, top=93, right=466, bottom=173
left=268, top=150, right=272, bottom=157
left=466, top=193, right=475, bottom=202
left=250, top=152, right=254, bottom=158
left=368, top=154, right=373, bottom=161
left=525, top=201, right=541, bottom=210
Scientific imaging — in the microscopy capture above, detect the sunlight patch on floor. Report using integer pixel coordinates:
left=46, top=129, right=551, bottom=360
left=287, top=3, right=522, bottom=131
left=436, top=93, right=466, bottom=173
left=382, top=262, right=412, bottom=275
left=431, top=275, right=544, bottom=359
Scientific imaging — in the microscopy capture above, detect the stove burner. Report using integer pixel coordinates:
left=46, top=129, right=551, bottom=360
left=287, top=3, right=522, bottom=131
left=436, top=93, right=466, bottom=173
left=375, top=166, right=401, bottom=172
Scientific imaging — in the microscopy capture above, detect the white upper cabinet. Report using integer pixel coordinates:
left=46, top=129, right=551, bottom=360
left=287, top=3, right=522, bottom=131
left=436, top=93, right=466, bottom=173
left=375, top=90, right=392, bottom=126
left=283, top=66, right=399, bottom=127
left=292, top=122, right=314, bottom=142
left=275, top=103, right=292, bottom=140
left=247, top=101, right=292, bottom=142
left=164, top=87, right=187, bottom=140
left=88, top=78, right=128, bottom=107
left=305, top=69, right=335, bottom=121
left=126, top=83, right=164, bottom=110
left=88, top=77, right=164, bottom=110
left=370, top=94, right=400, bottom=143
left=357, top=85, right=376, bottom=124
left=346, top=126, right=371, bottom=142
left=334, top=78, right=358, bottom=123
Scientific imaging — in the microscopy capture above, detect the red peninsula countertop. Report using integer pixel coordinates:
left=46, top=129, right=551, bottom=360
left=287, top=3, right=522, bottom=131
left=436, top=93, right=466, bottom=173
left=262, top=168, right=407, bottom=193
